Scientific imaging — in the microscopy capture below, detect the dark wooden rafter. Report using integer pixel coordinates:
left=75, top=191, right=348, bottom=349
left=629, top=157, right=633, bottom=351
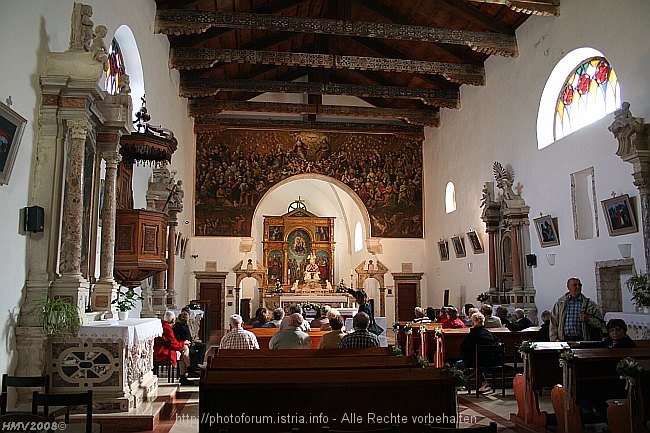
left=468, top=0, right=560, bottom=16
left=170, top=47, right=486, bottom=85
left=156, top=10, right=518, bottom=57
left=193, top=117, right=424, bottom=136
left=180, top=78, right=460, bottom=108
left=188, top=100, right=440, bottom=127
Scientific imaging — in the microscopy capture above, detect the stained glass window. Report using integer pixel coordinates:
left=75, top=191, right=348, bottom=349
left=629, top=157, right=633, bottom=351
left=105, top=38, right=126, bottom=95
left=553, top=56, right=621, bottom=141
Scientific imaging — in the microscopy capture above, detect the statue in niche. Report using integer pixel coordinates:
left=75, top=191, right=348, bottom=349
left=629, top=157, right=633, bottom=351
left=304, top=254, right=319, bottom=282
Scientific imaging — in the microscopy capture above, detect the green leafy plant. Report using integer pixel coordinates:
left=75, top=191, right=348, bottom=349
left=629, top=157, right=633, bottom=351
left=517, top=340, right=536, bottom=355
left=558, top=348, right=574, bottom=366
left=301, top=302, right=321, bottom=311
left=616, top=357, right=643, bottom=379
left=626, top=272, right=650, bottom=308
left=434, top=327, right=443, bottom=338
left=476, top=292, right=490, bottom=303
left=34, top=298, right=81, bottom=337
left=416, top=354, right=430, bottom=368
left=391, top=345, right=403, bottom=356
left=403, top=322, right=413, bottom=334
left=112, top=288, right=143, bottom=312
left=442, top=365, right=467, bottom=388
left=269, top=280, right=284, bottom=294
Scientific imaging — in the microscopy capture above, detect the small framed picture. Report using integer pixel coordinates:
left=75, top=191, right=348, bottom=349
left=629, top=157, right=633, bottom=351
left=0, top=101, right=28, bottom=185
left=601, top=194, right=638, bottom=236
left=437, top=240, right=449, bottom=261
left=534, top=215, right=560, bottom=247
left=451, top=235, right=466, bottom=258
left=466, top=230, right=484, bottom=254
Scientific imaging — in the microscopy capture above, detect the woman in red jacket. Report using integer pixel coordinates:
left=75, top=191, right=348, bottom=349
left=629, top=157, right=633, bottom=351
left=154, top=311, right=192, bottom=385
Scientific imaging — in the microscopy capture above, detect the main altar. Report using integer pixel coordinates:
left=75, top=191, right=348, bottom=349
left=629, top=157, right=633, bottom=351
left=263, top=200, right=335, bottom=292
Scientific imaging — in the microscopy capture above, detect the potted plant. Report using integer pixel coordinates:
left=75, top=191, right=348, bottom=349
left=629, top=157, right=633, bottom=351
left=625, top=272, right=650, bottom=313
left=112, top=287, right=143, bottom=320
left=34, top=297, right=81, bottom=337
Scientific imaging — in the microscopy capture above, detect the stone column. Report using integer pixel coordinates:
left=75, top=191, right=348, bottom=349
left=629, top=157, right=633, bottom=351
left=234, top=287, right=241, bottom=315
left=510, top=224, right=522, bottom=289
left=166, top=209, right=178, bottom=309
left=92, top=150, right=120, bottom=312
left=609, top=104, right=650, bottom=276
left=52, top=119, right=91, bottom=312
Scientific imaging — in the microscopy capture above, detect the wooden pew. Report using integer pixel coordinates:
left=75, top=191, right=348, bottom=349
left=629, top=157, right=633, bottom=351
left=551, top=347, right=650, bottom=433
left=200, top=353, right=456, bottom=433
left=510, top=342, right=566, bottom=432
left=606, top=358, right=650, bottom=433
left=397, top=323, right=539, bottom=363
left=216, top=347, right=393, bottom=358
left=248, top=327, right=329, bottom=349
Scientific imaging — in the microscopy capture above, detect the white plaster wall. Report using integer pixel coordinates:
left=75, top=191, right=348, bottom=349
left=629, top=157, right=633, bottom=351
left=0, top=0, right=194, bottom=375
left=424, top=0, right=650, bottom=318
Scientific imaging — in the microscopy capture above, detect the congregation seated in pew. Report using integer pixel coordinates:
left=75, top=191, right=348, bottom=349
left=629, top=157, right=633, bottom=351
left=269, top=313, right=312, bottom=349
left=219, top=314, right=260, bottom=350
left=318, top=314, right=346, bottom=349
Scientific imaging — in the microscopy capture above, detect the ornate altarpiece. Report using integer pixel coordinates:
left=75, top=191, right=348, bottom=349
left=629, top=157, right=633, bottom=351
left=263, top=207, right=335, bottom=292
left=481, top=162, right=537, bottom=323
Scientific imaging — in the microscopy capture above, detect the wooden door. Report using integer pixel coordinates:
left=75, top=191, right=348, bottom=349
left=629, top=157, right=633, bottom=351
left=199, top=282, right=222, bottom=330
left=397, top=282, right=417, bottom=321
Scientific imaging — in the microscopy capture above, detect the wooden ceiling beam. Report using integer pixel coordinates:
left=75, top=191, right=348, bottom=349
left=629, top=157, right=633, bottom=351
left=438, top=0, right=518, bottom=33
left=467, top=0, right=560, bottom=16
left=193, top=117, right=424, bottom=136
left=156, top=9, right=517, bottom=57
left=171, top=47, right=485, bottom=85
left=180, top=78, right=460, bottom=108
left=188, top=100, right=441, bottom=127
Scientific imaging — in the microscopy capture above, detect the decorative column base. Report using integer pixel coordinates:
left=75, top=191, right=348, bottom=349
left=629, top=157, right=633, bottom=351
left=14, top=327, right=47, bottom=404
left=92, top=279, right=119, bottom=314
left=50, top=274, right=90, bottom=318
left=151, top=289, right=168, bottom=315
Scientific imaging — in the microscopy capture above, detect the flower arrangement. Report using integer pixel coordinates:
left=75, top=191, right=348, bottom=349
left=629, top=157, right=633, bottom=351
left=442, top=365, right=467, bottom=388
left=269, top=281, right=284, bottom=294
left=476, top=292, right=490, bottom=303
left=616, top=357, right=643, bottom=380
left=558, top=348, right=574, bottom=366
left=403, top=322, right=413, bottom=334
left=336, top=279, right=346, bottom=293
left=416, top=355, right=430, bottom=368
left=517, top=340, right=536, bottom=355
left=625, top=272, right=650, bottom=308
left=188, top=301, right=202, bottom=310
left=434, top=327, right=443, bottom=338
left=392, top=322, right=400, bottom=332
left=112, top=288, right=143, bottom=312
left=301, top=302, right=321, bottom=311
left=391, top=345, right=403, bottom=356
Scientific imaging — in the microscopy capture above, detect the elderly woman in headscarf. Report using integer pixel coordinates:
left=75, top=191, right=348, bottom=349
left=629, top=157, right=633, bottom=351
left=269, top=313, right=312, bottom=349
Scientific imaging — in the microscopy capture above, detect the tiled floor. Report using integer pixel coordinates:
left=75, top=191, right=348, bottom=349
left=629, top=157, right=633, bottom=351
left=140, top=385, right=535, bottom=433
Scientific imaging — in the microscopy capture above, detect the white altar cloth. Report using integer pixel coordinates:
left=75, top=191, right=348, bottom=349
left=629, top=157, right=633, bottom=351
left=78, top=318, right=163, bottom=349
left=604, top=312, right=650, bottom=339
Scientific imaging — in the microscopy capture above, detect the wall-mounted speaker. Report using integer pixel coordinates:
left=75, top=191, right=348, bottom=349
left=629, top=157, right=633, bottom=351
left=526, top=254, right=537, bottom=267
left=24, top=205, right=45, bottom=233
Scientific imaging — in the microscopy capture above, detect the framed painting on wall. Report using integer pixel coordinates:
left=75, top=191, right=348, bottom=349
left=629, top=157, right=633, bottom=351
left=451, top=235, right=466, bottom=258
left=602, top=194, right=638, bottom=236
left=466, top=230, right=484, bottom=254
left=0, top=101, right=27, bottom=185
left=534, top=215, right=560, bottom=247
left=438, top=240, right=449, bottom=261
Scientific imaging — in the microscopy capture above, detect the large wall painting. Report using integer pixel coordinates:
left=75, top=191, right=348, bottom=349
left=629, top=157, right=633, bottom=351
left=195, top=130, right=423, bottom=238
left=287, top=229, right=312, bottom=284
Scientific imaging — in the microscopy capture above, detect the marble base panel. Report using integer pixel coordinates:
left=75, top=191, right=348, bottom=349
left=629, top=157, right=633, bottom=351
left=47, top=337, right=158, bottom=412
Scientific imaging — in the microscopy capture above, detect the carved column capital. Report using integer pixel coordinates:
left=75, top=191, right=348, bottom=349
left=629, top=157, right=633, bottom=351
left=67, top=119, right=91, bottom=140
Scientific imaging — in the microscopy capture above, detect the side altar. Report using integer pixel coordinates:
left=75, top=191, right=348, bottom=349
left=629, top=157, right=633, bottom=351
left=47, top=318, right=162, bottom=412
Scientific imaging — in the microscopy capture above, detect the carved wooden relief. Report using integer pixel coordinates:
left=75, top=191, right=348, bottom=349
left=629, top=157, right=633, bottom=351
left=195, top=130, right=423, bottom=238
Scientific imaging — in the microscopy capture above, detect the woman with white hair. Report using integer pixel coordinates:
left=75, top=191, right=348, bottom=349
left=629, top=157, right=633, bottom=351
left=458, top=312, right=501, bottom=393
left=153, top=311, right=192, bottom=385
